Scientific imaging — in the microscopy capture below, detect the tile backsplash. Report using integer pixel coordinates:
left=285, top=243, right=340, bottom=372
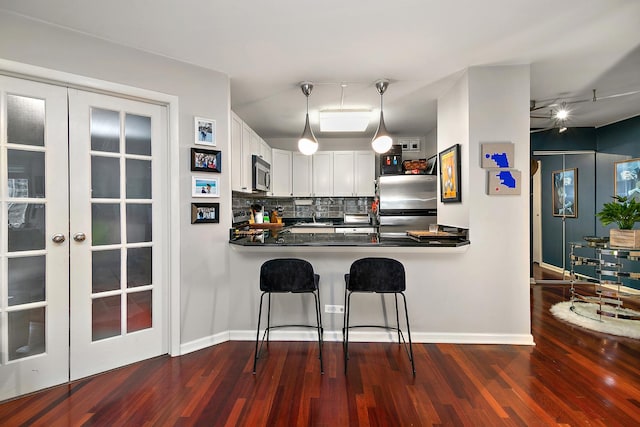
left=232, top=193, right=374, bottom=220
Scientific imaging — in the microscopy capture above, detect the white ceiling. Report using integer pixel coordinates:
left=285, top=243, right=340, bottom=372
left=2, top=0, right=639, bottom=141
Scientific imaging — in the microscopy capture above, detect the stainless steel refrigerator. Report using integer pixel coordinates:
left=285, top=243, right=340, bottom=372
left=377, top=175, right=437, bottom=238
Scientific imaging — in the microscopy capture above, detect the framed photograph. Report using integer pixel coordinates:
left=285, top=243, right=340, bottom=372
left=191, top=147, right=221, bottom=173
left=552, top=168, right=577, bottom=217
left=192, top=176, right=219, bottom=198
left=191, top=203, right=219, bottom=224
left=439, top=144, right=461, bottom=203
left=615, top=158, right=640, bottom=201
left=194, top=116, right=216, bottom=146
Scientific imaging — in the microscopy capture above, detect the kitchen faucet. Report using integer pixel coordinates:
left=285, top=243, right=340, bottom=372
left=312, top=212, right=316, bottom=223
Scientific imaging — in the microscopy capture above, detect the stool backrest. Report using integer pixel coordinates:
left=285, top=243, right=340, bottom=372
left=347, top=257, right=406, bottom=292
left=260, top=258, right=316, bottom=292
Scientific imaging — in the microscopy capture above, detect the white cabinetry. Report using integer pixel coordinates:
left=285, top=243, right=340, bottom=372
left=292, top=152, right=313, bottom=196
left=312, top=152, right=333, bottom=196
left=271, top=149, right=292, bottom=196
left=355, top=151, right=375, bottom=196
left=332, top=151, right=375, bottom=196
left=332, top=152, right=355, bottom=196
left=230, top=111, right=271, bottom=193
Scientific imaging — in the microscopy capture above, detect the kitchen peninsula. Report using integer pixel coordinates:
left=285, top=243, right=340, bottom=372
left=229, top=225, right=470, bottom=251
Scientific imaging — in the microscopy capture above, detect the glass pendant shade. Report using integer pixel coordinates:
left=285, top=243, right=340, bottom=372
left=371, top=111, right=393, bottom=153
left=298, top=113, right=318, bottom=155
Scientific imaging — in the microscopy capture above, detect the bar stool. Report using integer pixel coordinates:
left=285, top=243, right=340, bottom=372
left=343, top=257, right=415, bottom=375
left=253, top=258, right=323, bottom=374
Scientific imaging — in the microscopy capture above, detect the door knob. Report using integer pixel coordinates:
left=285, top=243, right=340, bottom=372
left=73, top=232, right=86, bottom=242
left=51, top=233, right=66, bottom=244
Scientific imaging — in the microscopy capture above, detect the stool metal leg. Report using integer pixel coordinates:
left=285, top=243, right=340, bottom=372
left=344, top=291, right=352, bottom=374
left=401, top=292, right=416, bottom=376
left=394, top=293, right=401, bottom=344
left=313, top=291, right=324, bottom=373
left=266, top=293, right=272, bottom=344
left=253, top=291, right=266, bottom=374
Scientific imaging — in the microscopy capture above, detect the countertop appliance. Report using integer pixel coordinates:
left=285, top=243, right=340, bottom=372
left=380, top=144, right=403, bottom=175
left=252, top=155, right=271, bottom=192
left=377, top=174, right=437, bottom=238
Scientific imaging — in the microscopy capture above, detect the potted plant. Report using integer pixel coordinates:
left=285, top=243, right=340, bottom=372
left=596, top=195, right=640, bottom=247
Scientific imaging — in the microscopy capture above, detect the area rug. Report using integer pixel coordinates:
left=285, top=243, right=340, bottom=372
left=550, top=301, right=640, bottom=339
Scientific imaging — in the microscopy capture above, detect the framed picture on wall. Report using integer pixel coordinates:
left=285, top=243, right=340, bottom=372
left=439, top=144, right=461, bottom=203
left=194, top=116, right=216, bottom=146
left=552, top=168, right=577, bottom=217
left=191, top=202, right=219, bottom=223
left=614, top=157, right=640, bottom=201
left=192, top=176, right=219, bottom=197
left=190, top=147, right=221, bottom=173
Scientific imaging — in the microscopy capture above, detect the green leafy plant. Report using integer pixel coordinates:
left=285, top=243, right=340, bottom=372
left=596, top=195, right=640, bottom=229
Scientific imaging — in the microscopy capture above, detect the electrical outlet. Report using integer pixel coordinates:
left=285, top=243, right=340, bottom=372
left=325, top=304, right=344, bottom=314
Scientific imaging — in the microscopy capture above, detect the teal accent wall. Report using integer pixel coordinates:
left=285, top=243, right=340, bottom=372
left=531, top=116, right=640, bottom=281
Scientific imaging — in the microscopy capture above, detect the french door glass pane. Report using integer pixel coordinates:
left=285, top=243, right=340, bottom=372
left=91, top=156, right=120, bottom=198
left=8, top=307, right=45, bottom=361
left=90, top=108, right=120, bottom=153
left=7, top=95, right=45, bottom=146
left=126, top=204, right=152, bottom=243
left=8, top=203, right=45, bottom=251
left=92, top=203, right=121, bottom=246
left=8, top=150, right=45, bottom=198
left=125, top=114, right=151, bottom=156
left=92, top=249, right=121, bottom=293
left=126, top=159, right=151, bottom=199
left=8, top=255, right=46, bottom=306
left=127, top=290, right=152, bottom=332
left=92, top=295, right=121, bottom=341
left=127, top=247, right=152, bottom=288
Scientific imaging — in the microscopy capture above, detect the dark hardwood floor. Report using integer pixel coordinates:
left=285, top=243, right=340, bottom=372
left=2, top=265, right=640, bottom=426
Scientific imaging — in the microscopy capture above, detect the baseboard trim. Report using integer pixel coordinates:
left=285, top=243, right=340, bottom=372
left=180, top=331, right=230, bottom=355
left=181, top=330, right=536, bottom=350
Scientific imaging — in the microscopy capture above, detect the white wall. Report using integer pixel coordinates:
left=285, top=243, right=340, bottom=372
left=0, top=12, right=533, bottom=352
left=226, top=66, right=533, bottom=346
left=0, top=12, right=233, bottom=347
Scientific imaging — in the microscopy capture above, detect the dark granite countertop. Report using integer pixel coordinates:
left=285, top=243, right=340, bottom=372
left=229, top=229, right=470, bottom=248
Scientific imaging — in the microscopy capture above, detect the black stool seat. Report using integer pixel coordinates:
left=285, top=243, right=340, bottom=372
left=253, top=258, right=323, bottom=373
left=343, top=257, right=415, bottom=375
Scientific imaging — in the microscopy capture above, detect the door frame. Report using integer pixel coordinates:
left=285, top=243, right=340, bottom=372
left=0, top=58, right=181, bottom=357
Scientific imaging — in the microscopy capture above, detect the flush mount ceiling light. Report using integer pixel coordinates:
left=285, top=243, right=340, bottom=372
left=298, top=82, right=319, bottom=156
left=319, top=109, right=371, bottom=132
left=319, top=83, right=371, bottom=132
left=371, top=79, right=393, bottom=154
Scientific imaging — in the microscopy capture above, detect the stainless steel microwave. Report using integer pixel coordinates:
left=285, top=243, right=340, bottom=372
left=252, top=155, right=271, bottom=192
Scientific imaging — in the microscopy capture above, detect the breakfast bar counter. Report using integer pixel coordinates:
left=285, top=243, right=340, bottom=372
left=229, top=228, right=470, bottom=253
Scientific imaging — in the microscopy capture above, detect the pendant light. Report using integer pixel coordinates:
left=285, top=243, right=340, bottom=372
left=298, top=82, right=319, bottom=155
left=371, top=79, right=393, bottom=154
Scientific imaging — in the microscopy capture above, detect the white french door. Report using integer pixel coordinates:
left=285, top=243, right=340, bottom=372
left=0, top=76, right=70, bottom=401
left=0, top=77, right=168, bottom=401
left=67, top=89, right=167, bottom=380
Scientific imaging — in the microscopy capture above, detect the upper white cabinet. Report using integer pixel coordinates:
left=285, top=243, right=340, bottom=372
left=355, top=151, right=375, bottom=196
left=333, top=151, right=375, bottom=196
left=312, top=152, right=333, bottom=196
left=271, top=149, right=375, bottom=198
left=292, top=152, right=313, bottom=196
left=271, top=149, right=292, bottom=196
left=230, top=111, right=272, bottom=193
left=332, top=151, right=355, bottom=196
